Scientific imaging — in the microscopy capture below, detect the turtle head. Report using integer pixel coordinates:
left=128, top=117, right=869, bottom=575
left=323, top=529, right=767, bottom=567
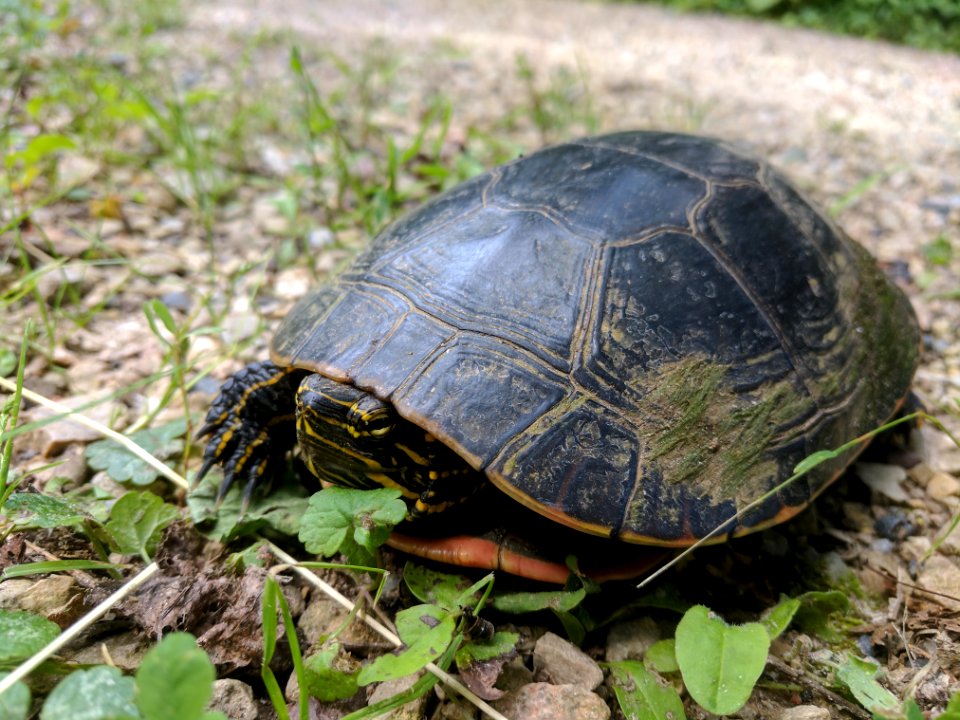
left=295, top=373, right=482, bottom=515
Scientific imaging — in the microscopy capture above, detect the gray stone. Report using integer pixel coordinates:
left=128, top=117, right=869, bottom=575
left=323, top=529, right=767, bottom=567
left=495, top=657, right=534, bottom=694
left=209, top=679, right=258, bottom=720
left=855, top=462, right=909, bottom=502
left=367, top=673, right=426, bottom=720
left=64, top=631, right=149, bottom=671
left=495, top=683, right=610, bottom=720
left=780, top=705, right=831, bottom=720
left=297, top=596, right=383, bottom=653
left=916, top=555, right=960, bottom=611
left=533, top=631, right=603, bottom=690
left=1, top=575, right=77, bottom=617
left=605, top=617, right=660, bottom=663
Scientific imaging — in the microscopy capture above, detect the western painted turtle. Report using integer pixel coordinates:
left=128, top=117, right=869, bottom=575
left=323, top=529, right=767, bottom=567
left=199, top=131, right=918, bottom=581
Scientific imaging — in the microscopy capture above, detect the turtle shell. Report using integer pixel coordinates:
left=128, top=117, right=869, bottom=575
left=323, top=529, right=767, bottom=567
left=272, top=131, right=918, bottom=546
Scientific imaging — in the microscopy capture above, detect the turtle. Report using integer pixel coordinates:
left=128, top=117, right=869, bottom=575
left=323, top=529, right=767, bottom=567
left=198, top=131, right=919, bottom=582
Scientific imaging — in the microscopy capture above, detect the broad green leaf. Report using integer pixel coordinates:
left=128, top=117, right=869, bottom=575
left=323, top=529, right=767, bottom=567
left=0, top=609, right=60, bottom=663
left=0, top=672, right=30, bottom=720
left=135, top=633, right=215, bottom=720
left=357, top=604, right=456, bottom=685
left=86, top=419, right=186, bottom=485
left=303, top=643, right=359, bottom=701
left=299, top=487, right=406, bottom=567
left=105, top=491, right=179, bottom=559
left=644, top=639, right=678, bottom=674
left=490, top=587, right=586, bottom=614
left=760, top=595, right=801, bottom=640
left=187, top=470, right=309, bottom=541
left=40, top=666, right=139, bottom=720
left=403, top=563, right=476, bottom=611
left=835, top=655, right=898, bottom=714
left=2, top=493, right=85, bottom=530
left=793, top=590, right=852, bottom=643
left=674, top=605, right=769, bottom=715
left=607, top=660, right=687, bottom=720
left=455, top=631, right=519, bottom=667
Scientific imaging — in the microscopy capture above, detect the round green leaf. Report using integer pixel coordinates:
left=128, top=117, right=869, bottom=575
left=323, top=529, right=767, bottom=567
left=40, top=666, right=139, bottom=720
left=675, top=605, right=769, bottom=715
left=0, top=672, right=31, bottom=720
left=135, top=633, right=215, bottom=720
left=299, top=487, right=406, bottom=566
left=0, top=609, right=60, bottom=663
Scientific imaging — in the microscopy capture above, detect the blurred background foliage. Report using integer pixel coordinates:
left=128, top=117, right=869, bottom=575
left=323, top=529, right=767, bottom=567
left=634, top=0, right=960, bottom=53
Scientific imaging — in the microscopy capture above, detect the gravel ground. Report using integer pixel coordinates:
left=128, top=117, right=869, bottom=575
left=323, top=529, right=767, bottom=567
left=6, top=1, right=960, bottom=718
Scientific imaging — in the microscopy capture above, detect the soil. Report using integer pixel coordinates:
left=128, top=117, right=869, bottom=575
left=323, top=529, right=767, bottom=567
left=4, top=1, right=960, bottom=719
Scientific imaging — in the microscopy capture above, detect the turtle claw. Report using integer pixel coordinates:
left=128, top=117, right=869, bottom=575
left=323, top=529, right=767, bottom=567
left=197, top=360, right=304, bottom=504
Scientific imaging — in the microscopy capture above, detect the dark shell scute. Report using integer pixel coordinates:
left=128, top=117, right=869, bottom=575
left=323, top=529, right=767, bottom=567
left=285, top=288, right=408, bottom=382
left=586, top=132, right=762, bottom=184
left=491, top=141, right=706, bottom=240
left=369, top=207, right=596, bottom=370
left=586, top=231, right=789, bottom=404
left=352, top=310, right=454, bottom=399
left=491, top=401, right=641, bottom=537
left=392, top=335, right=568, bottom=469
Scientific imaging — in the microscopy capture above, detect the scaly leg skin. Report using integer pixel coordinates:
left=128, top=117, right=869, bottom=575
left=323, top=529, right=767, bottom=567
left=196, top=360, right=306, bottom=509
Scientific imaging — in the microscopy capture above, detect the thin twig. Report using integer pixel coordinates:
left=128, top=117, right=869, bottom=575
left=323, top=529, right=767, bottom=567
left=0, top=377, right=189, bottom=490
left=0, top=562, right=160, bottom=696
left=265, top=541, right=511, bottom=720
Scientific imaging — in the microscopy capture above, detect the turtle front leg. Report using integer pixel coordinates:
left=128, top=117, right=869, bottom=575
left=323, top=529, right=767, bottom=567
left=197, top=360, right=307, bottom=507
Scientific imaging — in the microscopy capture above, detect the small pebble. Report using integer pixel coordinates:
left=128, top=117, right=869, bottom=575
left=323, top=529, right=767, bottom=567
left=916, top=556, right=960, bottom=611
left=367, top=673, right=426, bottom=720
left=780, top=706, right=830, bottom=720
left=604, top=618, right=660, bottom=662
left=209, top=679, right=258, bottom=720
left=137, top=250, right=184, bottom=276
left=856, top=462, right=909, bottom=502
left=495, top=683, right=610, bottom=720
left=160, top=290, right=193, bottom=311
left=874, top=510, right=916, bottom=542
left=308, top=226, right=335, bottom=249
left=533, top=631, right=604, bottom=690
left=927, top=471, right=960, bottom=501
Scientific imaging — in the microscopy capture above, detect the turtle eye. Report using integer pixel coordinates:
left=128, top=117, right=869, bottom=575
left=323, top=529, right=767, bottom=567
left=347, top=396, right=396, bottom=439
